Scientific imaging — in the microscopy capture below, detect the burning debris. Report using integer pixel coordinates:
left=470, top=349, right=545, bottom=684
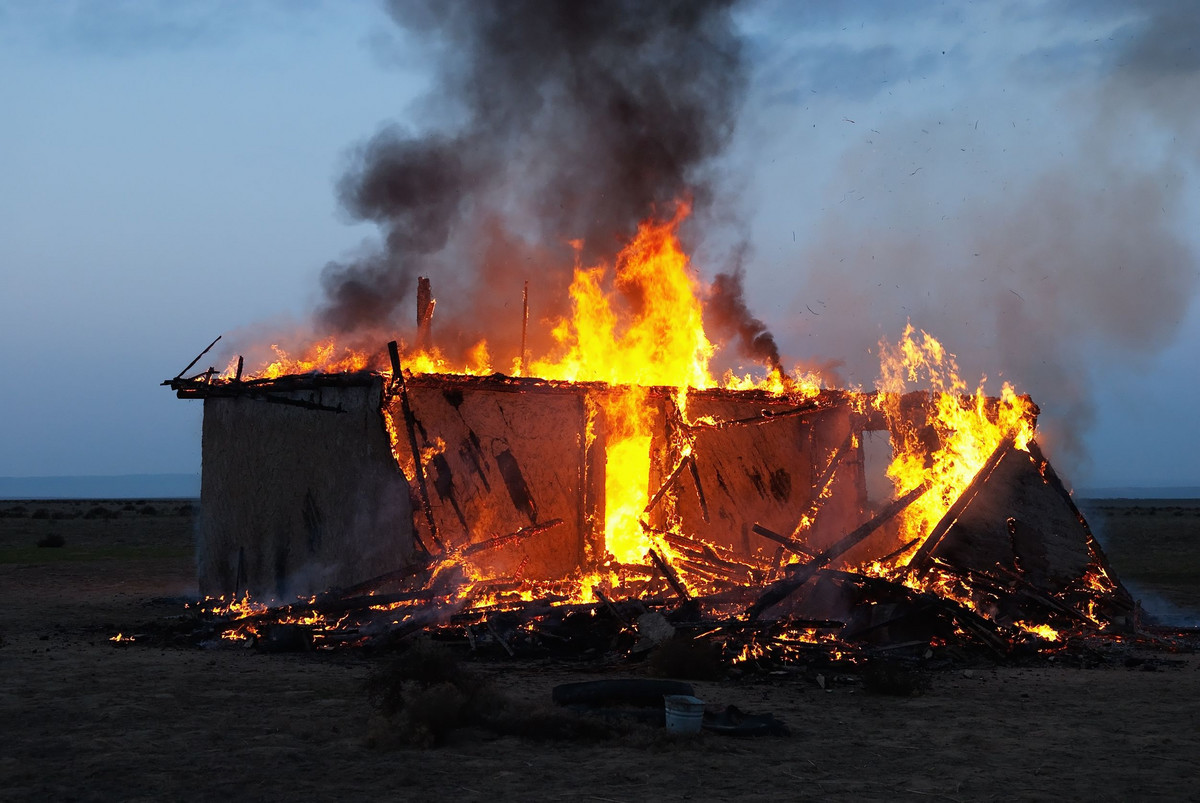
left=163, top=207, right=1146, bottom=669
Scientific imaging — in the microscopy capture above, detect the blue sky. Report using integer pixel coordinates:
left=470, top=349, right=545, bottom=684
left=2, top=1, right=1197, bottom=490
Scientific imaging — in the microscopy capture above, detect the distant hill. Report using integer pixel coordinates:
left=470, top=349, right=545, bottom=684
left=0, top=474, right=201, bottom=500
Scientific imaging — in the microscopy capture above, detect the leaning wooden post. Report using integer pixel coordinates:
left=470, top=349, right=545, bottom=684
left=416, top=277, right=434, bottom=353
left=172, top=334, right=222, bottom=381
left=388, top=340, right=442, bottom=553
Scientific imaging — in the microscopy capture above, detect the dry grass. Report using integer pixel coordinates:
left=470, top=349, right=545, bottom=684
left=365, top=639, right=636, bottom=747
left=1, top=497, right=1200, bottom=800
left=1080, top=498, right=1200, bottom=617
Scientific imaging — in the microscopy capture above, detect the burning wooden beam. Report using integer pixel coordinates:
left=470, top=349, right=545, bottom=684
left=389, top=340, right=442, bottom=554
left=648, top=547, right=691, bottom=602
left=751, top=524, right=817, bottom=560
left=746, top=481, right=931, bottom=620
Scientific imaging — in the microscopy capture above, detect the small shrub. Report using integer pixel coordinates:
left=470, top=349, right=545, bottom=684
left=400, top=682, right=468, bottom=747
left=31, top=508, right=50, bottom=520
left=366, top=640, right=469, bottom=716
left=37, top=534, right=66, bottom=549
left=862, top=659, right=928, bottom=696
left=138, top=505, right=158, bottom=516
left=83, top=506, right=116, bottom=520
left=646, top=637, right=725, bottom=681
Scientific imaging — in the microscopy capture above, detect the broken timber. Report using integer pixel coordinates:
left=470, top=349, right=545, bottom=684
left=746, top=481, right=931, bottom=620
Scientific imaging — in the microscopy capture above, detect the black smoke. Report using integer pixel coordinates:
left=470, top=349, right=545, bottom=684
left=317, top=0, right=777, bottom=368
left=705, top=262, right=782, bottom=375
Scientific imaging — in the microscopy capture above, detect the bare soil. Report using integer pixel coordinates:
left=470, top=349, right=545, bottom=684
left=2, top=499, right=1199, bottom=802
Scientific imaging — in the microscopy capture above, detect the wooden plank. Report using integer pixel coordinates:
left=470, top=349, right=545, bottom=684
left=752, top=523, right=817, bottom=560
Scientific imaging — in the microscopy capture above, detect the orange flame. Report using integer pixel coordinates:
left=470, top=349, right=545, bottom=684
left=875, top=324, right=1037, bottom=564
left=527, top=201, right=714, bottom=389
left=222, top=340, right=371, bottom=380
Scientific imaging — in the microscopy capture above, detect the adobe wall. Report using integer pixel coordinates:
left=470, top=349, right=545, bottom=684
left=198, top=378, right=413, bottom=598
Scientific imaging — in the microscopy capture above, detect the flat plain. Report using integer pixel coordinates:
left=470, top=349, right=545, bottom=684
left=1, top=498, right=1198, bottom=802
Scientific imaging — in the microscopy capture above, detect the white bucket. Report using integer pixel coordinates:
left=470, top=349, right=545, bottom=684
left=663, top=694, right=705, bottom=735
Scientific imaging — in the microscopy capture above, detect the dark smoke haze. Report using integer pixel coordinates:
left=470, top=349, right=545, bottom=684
left=319, top=0, right=776, bottom=371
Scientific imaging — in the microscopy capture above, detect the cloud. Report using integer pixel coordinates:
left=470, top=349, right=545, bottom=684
left=0, top=0, right=335, bottom=58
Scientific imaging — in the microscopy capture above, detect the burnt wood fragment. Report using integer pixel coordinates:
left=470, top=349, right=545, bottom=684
left=649, top=548, right=691, bottom=602
left=751, top=523, right=817, bottom=560
left=457, top=518, right=564, bottom=559
left=644, top=453, right=693, bottom=516
left=746, top=481, right=930, bottom=620
left=686, top=454, right=710, bottom=522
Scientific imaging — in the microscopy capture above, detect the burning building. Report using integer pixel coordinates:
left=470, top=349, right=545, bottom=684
left=166, top=209, right=1135, bottom=657
left=157, top=2, right=1161, bottom=658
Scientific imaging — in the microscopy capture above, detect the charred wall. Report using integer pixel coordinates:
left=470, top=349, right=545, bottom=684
left=393, top=376, right=592, bottom=580
left=387, top=377, right=871, bottom=581
left=669, top=391, right=865, bottom=561
left=193, top=373, right=877, bottom=597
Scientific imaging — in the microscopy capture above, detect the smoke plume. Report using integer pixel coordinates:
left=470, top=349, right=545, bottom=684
left=704, top=256, right=782, bottom=375
left=318, top=0, right=773, bottom=368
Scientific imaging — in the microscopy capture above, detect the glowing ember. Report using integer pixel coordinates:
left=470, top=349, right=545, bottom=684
left=1014, top=621, right=1061, bottom=641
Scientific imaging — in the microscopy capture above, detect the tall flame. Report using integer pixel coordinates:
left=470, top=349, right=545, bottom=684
left=528, top=202, right=714, bottom=565
left=527, top=201, right=714, bottom=389
left=875, top=324, right=1037, bottom=562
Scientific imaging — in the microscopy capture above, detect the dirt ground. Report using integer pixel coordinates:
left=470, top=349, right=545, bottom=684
left=2, top=499, right=1200, bottom=802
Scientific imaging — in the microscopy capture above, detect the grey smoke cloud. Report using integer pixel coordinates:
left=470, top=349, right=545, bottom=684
left=737, top=0, right=1200, bottom=471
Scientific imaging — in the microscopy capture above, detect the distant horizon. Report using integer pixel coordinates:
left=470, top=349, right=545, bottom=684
left=0, top=473, right=200, bottom=500
left=2, top=472, right=1198, bottom=502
